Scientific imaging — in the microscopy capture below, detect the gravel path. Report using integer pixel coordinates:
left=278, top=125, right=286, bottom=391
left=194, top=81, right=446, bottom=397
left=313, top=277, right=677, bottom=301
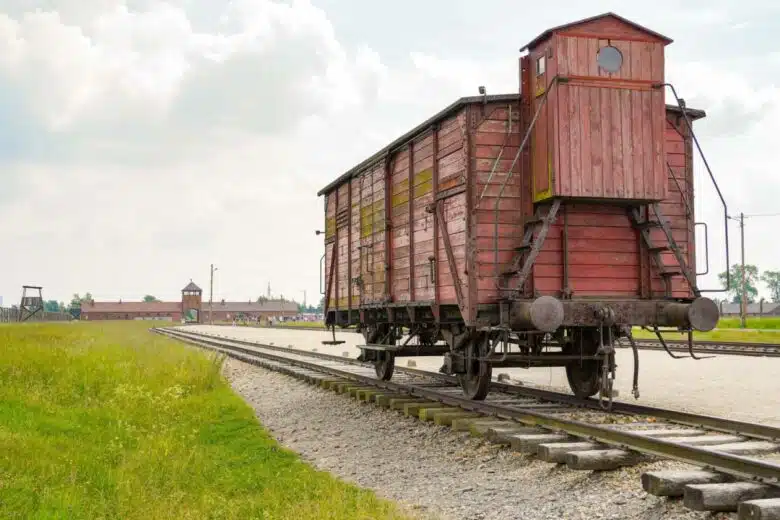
left=223, top=357, right=739, bottom=520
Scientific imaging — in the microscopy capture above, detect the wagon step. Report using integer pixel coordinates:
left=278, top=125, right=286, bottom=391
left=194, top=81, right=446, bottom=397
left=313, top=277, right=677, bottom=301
left=523, top=217, right=543, bottom=228
left=634, top=220, right=663, bottom=230
left=322, top=325, right=346, bottom=345
left=500, top=199, right=562, bottom=292
left=648, top=245, right=669, bottom=253
left=626, top=203, right=700, bottom=298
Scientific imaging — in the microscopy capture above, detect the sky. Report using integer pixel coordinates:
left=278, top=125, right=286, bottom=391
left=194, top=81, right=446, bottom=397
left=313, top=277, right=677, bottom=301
left=1, top=0, right=779, bottom=306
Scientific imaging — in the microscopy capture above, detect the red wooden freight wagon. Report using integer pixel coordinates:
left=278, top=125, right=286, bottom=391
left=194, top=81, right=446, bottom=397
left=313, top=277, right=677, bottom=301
left=316, top=12, right=727, bottom=403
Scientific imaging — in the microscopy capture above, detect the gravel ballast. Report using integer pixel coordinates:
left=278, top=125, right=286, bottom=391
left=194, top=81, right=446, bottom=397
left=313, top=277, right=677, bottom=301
left=223, top=357, right=739, bottom=520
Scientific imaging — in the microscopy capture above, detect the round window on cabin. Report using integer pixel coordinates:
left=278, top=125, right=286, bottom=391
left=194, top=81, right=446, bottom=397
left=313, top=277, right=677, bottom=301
left=597, top=45, right=623, bottom=73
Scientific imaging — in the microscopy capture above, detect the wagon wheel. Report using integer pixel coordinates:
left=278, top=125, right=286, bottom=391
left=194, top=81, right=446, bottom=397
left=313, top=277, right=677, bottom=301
left=374, top=350, right=395, bottom=380
left=363, top=324, right=395, bottom=381
left=564, top=328, right=603, bottom=399
left=457, top=331, right=492, bottom=400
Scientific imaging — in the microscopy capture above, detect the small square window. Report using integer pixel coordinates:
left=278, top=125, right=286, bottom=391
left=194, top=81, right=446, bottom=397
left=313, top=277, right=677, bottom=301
left=536, top=56, right=546, bottom=76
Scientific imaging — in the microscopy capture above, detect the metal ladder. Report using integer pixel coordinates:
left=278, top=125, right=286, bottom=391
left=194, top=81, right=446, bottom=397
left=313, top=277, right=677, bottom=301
left=499, top=199, right=562, bottom=296
left=627, top=202, right=700, bottom=298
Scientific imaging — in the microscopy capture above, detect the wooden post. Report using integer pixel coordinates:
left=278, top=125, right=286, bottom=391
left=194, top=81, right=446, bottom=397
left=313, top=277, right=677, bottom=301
left=740, top=212, right=746, bottom=329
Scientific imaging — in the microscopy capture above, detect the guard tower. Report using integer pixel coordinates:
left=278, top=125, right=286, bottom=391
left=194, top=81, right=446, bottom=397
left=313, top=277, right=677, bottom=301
left=181, top=280, right=203, bottom=323
left=19, top=285, right=44, bottom=322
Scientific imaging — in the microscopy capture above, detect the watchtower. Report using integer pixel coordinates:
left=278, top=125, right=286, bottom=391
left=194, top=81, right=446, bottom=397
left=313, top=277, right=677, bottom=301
left=181, top=280, right=203, bottom=323
left=520, top=12, right=673, bottom=202
left=19, top=285, right=44, bottom=322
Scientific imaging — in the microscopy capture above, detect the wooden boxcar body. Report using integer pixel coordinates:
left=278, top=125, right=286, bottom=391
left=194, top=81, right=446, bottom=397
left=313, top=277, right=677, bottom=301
left=317, top=12, right=723, bottom=402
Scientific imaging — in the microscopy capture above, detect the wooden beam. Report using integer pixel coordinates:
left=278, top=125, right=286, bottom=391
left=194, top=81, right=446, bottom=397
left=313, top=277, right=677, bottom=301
left=408, top=142, right=415, bottom=301
left=436, top=202, right=465, bottom=313
left=384, top=155, right=393, bottom=302
left=432, top=124, right=440, bottom=320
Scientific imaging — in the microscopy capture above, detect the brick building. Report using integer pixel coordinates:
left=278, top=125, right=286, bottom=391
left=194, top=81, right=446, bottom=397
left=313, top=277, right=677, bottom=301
left=80, top=281, right=299, bottom=322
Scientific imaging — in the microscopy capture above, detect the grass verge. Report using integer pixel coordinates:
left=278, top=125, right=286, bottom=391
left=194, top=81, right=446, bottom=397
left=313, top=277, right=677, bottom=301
left=631, top=326, right=780, bottom=344
left=0, top=320, right=412, bottom=520
left=716, top=316, right=780, bottom=330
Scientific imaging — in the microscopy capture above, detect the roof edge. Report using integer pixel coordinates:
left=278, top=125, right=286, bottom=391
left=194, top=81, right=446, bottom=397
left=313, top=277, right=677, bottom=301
left=519, top=12, right=673, bottom=52
left=666, top=104, right=706, bottom=120
left=317, top=94, right=706, bottom=197
left=316, top=93, right=521, bottom=196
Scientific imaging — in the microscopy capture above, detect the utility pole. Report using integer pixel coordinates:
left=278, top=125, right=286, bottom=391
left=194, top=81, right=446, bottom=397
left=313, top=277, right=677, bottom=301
left=209, top=264, right=218, bottom=325
left=739, top=212, right=746, bottom=329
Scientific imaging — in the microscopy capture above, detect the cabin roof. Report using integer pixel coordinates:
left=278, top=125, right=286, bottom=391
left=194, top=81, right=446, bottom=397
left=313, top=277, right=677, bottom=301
left=519, top=12, right=673, bottom=52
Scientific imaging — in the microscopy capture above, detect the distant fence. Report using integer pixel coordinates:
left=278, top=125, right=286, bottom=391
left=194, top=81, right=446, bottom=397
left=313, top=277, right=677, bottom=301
left=0, top=307, right=72, bottom=323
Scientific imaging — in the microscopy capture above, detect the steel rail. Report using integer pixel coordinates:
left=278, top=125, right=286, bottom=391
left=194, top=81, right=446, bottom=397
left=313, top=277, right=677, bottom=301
left=215, top=325, right=780, bottom=351
left=156, top=327, right=780, bottom=485
left=170, top=328, right=780, bottom=441
left=626, top=340, right=780, bottom=358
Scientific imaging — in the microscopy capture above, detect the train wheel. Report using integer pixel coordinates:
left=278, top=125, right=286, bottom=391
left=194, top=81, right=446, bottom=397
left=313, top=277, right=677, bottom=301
left=374, top=351, right=395, bottom=380
left=457, top=332, right=492, bottom=400
left=564, top=328, right=603, bottom=399
left=364, top=324, right=395, bottom=381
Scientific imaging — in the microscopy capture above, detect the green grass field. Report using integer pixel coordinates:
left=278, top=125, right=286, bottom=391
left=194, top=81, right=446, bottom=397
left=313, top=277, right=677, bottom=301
left=0, top=321, right=412, bottom=520
left=715, top=316, right=780, bottom=330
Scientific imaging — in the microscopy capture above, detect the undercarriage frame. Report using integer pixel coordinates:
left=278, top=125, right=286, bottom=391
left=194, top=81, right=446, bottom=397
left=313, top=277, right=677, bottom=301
left=327, top=295, right=719, bottom=407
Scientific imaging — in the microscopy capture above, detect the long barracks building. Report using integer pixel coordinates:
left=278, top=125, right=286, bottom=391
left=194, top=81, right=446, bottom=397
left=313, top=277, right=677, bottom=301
left=80, top=281, right=299, bottom=322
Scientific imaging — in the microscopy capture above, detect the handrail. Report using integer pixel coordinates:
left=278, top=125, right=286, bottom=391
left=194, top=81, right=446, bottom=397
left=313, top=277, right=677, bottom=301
left=492, top=75, right=565, bottom=279
left=654, top=82, right=730, bottom=293
left=695, top=222, right=709, bottom=276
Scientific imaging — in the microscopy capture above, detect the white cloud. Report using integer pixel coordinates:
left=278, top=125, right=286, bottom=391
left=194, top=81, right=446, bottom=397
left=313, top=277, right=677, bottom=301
left=0, top=0, right=383, bottom=146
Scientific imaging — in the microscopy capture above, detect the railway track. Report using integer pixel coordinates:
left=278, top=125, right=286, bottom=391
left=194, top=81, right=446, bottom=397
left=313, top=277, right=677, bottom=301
left=629, top=338, right=780, bottom=358
left=156, top=326, right=780, bottom=517
left=239, top=324, right=780, bottom=358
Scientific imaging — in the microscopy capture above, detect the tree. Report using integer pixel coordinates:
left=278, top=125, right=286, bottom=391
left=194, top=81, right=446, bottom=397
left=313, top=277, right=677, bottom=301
left=143, top=295, right=160, bottom=302
left=44, top=300, right=60, bottom=312
left=70, top=293, right=93, bottom=308
left=761, top=270, right=780, bottom=302
left=718, top=264, right=759, bottom=304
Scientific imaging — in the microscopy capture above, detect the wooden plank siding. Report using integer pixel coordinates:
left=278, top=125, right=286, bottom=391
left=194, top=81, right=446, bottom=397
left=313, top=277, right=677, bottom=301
left=326, top=107, right=473, bottom=311
left=473, top=103, right=525, bottom=302
left=522, top=110, right=696, bottom=299
left=359, top=162, right=386, bottom=305
left=434, top=111, right=469, bottom=305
